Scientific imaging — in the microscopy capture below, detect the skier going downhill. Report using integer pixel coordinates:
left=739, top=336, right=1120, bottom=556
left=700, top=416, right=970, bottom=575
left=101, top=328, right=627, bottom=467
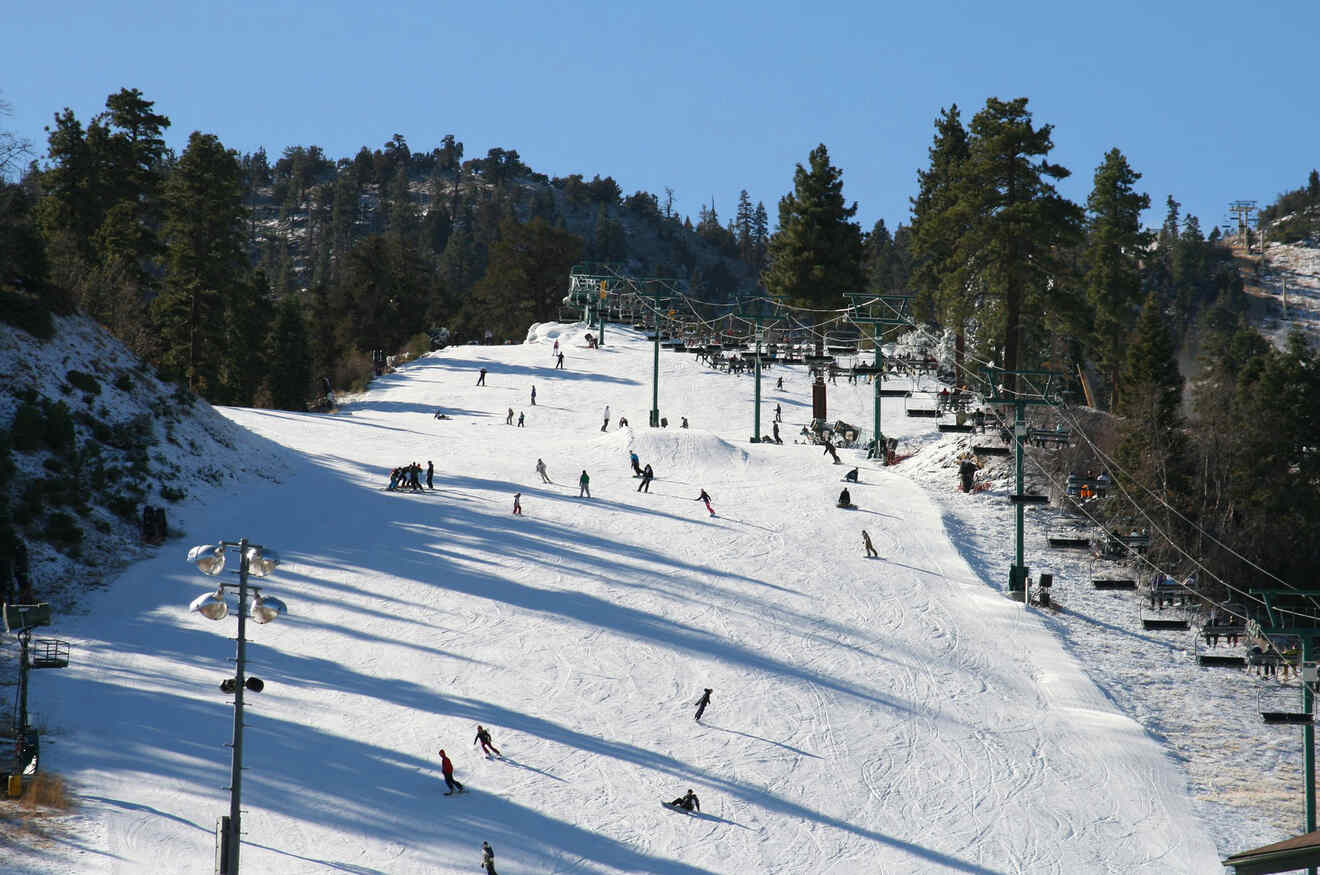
left=696, top=489, right=715, bottom=517
left=438, top=749, right=465, bottom=795
left=474, top=725, right=502, bottom=757
left=694, top=687, right=712, bottom=721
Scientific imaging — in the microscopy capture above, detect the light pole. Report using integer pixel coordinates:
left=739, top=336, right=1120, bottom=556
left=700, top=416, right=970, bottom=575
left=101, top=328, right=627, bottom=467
left=187, top=538, right=286, bottom=875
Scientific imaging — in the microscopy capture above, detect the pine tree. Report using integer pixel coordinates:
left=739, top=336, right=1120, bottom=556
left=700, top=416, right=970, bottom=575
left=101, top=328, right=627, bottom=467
left=909, top=105, right=970, bottom=327
left=269, top=293, right=312, bottom=410
left=1083, top=148, right=1151, bottom=409
left=472, top=217, right=583, bottom=337
left=945, top=98, right=1083, bottom=385
left=762, top=144, right=863, bottom=308
left=153, top=131, right=247, bottom=396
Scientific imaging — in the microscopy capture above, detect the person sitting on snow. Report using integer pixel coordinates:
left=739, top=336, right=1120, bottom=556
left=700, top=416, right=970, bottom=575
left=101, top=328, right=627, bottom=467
left=844, top=467, right=858, bottom=483
left=668, top=789, right=700, bottom=812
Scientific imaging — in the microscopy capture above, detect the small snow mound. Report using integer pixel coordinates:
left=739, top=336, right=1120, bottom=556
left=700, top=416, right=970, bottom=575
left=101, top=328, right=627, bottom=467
left=627, top=428, right=750, bottom=477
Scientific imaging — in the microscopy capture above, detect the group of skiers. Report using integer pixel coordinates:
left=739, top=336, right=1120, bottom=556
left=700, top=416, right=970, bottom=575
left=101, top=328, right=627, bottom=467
left=387, top=461, right=433, bottom=491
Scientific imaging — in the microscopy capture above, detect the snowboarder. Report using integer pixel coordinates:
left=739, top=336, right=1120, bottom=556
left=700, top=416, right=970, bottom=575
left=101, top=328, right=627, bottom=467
left=481, top=841, right=497, bottom=874
left=517, top=411, right=525, bottom=427
left=696, top=489, right=714, bottom=517
left=579, top=470, right=591, bottom=498
left=426, top=460, right=434, bottom=490
left=843, top=467, right=858, bottom=483
left=601, top=404, right=611, bottom=432
left=775, top=403, right=782, bottom=423
left=694, top=688, right=712, bottom=721
left=667, top=789, right=701, bottom=812
left=536, top=458, right=551, bottom=484
left=863, top=529, right=878, bottom=558
left=474, top=725, right=503, bottom=757
left=772, top=421, right=782, bottom=444
left=680, top=416, right=689, bottom=428
left=530, top=385, right=537, bottom=406
left=476, top=368, right=487, bottom=386
left=617, top=416, right=628, bottom=428
left=630, top=451, right=643, bottom=476
left=823, top=439, right=841, bottom=464
left=438, top=749, right=464, bottom=794
left=512, top=493, right=522, bottom=515
left=838, top=488, right=854, bottom=508
left=637, top=464, right=654, bottom=493
left=506, top=408, right=514, bottom=425
left=556, top=351, right=565, bottom=369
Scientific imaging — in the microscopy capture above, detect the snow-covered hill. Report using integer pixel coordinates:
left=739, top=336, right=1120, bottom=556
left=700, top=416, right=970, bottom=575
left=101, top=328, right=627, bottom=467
left=11, top=321, right=1303, bottom=872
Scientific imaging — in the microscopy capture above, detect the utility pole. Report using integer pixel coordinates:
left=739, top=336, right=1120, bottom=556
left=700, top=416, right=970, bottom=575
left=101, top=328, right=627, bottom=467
left=735, top=299, right=782, bottom=442
left=845, top=293, right=914, bottom=461
left=1250, top=589, right=1319, bottom=874
left=983, top=367, right=1064, bottom=604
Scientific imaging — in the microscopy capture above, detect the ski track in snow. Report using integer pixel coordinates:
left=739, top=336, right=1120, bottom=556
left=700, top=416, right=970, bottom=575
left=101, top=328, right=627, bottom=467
left=21, top=321, right=1278, bottom=873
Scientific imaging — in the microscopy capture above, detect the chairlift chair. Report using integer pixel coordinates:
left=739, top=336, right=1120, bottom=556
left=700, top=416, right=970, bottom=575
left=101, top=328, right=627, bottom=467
left=1259, top=682, right=1312, bottom=724
left=1139, top=573, right=1194, bottom=630
left=1046, top=526, right=1092, bottom=549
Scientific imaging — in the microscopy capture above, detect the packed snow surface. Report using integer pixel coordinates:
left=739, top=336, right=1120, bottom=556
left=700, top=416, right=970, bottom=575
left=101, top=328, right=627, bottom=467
left=20, top=323, right=1271, bottom=873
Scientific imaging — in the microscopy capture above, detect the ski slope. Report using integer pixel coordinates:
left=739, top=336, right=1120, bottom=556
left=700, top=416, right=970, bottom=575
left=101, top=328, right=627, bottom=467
left=25, top=324, right=1225, bottom=873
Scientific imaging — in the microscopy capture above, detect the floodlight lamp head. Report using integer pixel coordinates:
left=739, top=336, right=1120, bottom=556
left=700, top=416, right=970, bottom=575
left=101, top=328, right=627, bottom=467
left=187, top=544, right=226, bottom=576
left=190, top=587, right=229, bottom=621
left=244, top=546, right=280, bottom=577
left=249, top=593, right=287, bottom=624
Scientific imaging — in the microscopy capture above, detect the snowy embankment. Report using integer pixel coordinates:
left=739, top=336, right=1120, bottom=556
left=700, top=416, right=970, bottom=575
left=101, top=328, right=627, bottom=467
left=21, top=323, right=1239, bottom=873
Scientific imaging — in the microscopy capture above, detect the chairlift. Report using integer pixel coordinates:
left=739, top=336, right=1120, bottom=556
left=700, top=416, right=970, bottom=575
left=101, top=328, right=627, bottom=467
left=1046, top=526, right=1092, bottom=549
left=904, top=391, right=941, bottom=418
left=1139, top=572, right=1194, bottom=630
left=1259, top=680, right=1312, bottom=725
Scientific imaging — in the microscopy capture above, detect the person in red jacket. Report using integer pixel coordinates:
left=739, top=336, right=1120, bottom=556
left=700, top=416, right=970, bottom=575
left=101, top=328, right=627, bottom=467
left=438, top=749, right=465, bottom=795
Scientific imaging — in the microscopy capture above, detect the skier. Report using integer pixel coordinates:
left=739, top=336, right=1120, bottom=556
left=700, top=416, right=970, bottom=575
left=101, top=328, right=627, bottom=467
left=438, top=749, right=464, bottom=795
left=694, top=687, right=712, bottom=721
left=776, top=377, right=783, bottom=390
left=667, top=789, right=701, bottom=812
left=579, top=470, right=591, bottom=498
left=530, top=385, right=537, bottom=406
left=512, top=493, right=523, bottom=515
left=637, top=464, right=654, bottom=493
left=476, top=368, right=487, bottom=386
left=426, top=460, right=434, bottom=490
left=556, top=351, right=565, bottom=369
left=696, top=489, right=715, bottom=517
left=823, top=439, right=841, bottom=464
left=959, top=457, right=979, bottom=493
left=630, top=451, right=643, bottom=477
left=772, top=421, right=782, bottom=444
left=680, top=416, right=689, bottom=429
left=775, top=403, right=782, bottom=423
left=408, top=463, right=422, bottom=490
left=536, top=458, right=551, bottom=484
left=506, top=408, right=514, bottom=425
left=517, top=411, right=525, bottom=428
left=474, top=725, right=503, bottom=757
left=481, top=841, right=497, bottom=875
left=601, top=404, right=611, bottom=432
left=844, top=467, right=858, bottom=483
left=863, top=529, right=878, bottom=558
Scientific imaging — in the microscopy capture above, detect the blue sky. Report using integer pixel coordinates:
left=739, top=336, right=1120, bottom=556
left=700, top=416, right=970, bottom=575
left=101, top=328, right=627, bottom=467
left=5, top=0, right=1317, bottom=237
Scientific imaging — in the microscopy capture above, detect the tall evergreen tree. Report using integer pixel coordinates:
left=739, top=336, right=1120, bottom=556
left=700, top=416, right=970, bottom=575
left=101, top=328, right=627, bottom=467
left=472, top=217, right=583, bottom=337
left=909, top=105, right=970, bottom=328
left=269, top=294, right=312, bottom=410
left=945, top=97, right=1083, bottom=384
left=762, top=144, right=863, bottom=308
left=153, top=131, right=247, bottom=395
left=1083, top=148, right=1151, bottom=409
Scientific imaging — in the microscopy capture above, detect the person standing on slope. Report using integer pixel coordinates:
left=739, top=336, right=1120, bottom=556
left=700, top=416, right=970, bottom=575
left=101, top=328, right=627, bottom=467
left=694, top=688, right=713, bottom=721
left=637, top=463, right=654, bottom=493
left=601, top=404, right=611, bottom=432
left=438, top=749, right=465, bottom=795
left=476, top=368, right=487, bottom=386
left=579, top=470, right=591, bottom=498
left=482, top=841, right=497, bottom=875
left=426, top=460, right=434, bottom=490
left=823, top=438, right=841, bottom=464
left=474, top=725, right=503, bottom=758
left=556, top=351, right=565, bottom=369
left=530, top=385, right=536, bottom=406
left=695, top=489, right=715, bottom=517
left=512, top=493, right=523, bottom=515
left=863, top=529, right=879, bottom=558
left=536, top=458, right=551, bottom=484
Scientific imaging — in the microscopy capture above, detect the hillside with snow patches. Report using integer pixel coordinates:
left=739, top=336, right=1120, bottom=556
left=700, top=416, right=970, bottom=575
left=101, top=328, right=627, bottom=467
left=9, top=299, right=1320, bottom=871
